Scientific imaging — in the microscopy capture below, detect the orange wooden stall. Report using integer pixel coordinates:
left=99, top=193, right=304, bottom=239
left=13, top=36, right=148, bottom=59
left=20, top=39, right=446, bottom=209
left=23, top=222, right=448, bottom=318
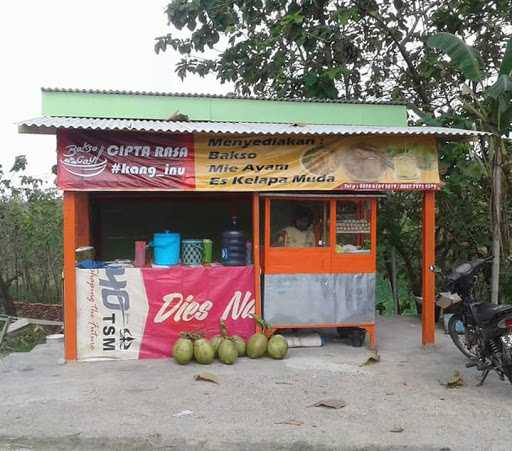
left=63, top=189, right=436, bottom=360
left=257, top=194, right=379, bottom=347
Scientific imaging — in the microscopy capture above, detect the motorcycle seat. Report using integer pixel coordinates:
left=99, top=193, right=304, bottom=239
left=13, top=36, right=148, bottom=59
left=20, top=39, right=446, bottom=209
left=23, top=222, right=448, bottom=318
left=471, top=302, right=512, bottom=324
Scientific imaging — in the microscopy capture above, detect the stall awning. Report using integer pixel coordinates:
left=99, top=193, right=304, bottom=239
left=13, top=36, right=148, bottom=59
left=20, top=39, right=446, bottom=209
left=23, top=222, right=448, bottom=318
left=18, top=116, right=489, bottom=139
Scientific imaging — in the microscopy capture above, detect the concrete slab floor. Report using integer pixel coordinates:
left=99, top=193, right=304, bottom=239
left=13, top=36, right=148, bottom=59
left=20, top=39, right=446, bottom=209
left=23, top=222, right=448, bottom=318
left=0, top=316, right=511, bottom=451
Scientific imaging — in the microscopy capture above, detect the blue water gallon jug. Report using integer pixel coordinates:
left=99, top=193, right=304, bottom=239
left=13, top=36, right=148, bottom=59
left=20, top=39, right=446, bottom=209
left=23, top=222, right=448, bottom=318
left=152, top=231, right=180, bottom=265
left=221, top=216, right=246, bottom=266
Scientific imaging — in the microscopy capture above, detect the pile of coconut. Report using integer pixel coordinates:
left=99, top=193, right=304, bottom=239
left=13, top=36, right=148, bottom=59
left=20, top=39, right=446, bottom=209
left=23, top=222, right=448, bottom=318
left=172, top=317, right=288, bottom=365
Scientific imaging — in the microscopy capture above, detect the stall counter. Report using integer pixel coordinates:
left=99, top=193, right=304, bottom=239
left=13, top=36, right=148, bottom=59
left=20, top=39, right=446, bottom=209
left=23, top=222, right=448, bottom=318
left=75, top=265, right=256, bottom=361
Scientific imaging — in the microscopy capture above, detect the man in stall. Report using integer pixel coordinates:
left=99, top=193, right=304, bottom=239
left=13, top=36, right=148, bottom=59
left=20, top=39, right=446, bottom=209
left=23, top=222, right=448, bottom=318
left=274, top=206, right=316, bottom=248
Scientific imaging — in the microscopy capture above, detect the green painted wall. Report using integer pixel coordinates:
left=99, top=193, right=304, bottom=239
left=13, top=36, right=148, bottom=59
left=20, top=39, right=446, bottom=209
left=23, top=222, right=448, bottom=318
left=42, top=91, right=407, bottom=126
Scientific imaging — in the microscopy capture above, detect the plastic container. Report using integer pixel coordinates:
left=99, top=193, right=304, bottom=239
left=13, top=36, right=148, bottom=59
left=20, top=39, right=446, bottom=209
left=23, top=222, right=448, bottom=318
left=134, top=241, right=147, bottom=267
left=443, top=313, right=465, bottom=334
left=182, top=239, right=204, bottom=265
left=245, top=241, right=252, bottom=265
left=152, top=232, right=180, bottom=266
left=221, top=216, right=246, bottom=266
left=203, top=239, right=213, bottom=264
left=284, top=333, right=323, bottom=348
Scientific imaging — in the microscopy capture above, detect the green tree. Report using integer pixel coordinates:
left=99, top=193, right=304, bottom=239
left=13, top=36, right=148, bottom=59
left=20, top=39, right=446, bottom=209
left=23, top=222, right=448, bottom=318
left=156, top=0, right=512, bottom=307
left=0, top=157, right=63, bottom=315
left=155, top=1, right=510, bottom=108
left=427, top=32, right=512, bottom=303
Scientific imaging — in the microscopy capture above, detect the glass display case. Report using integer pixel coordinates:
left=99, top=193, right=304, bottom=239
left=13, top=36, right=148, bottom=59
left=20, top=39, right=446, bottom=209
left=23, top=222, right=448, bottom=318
left=270, top=199, right=330, bottom=248
left=262, top=195, right=378, bottom=346
left=336, top=200, right=371, bottom=254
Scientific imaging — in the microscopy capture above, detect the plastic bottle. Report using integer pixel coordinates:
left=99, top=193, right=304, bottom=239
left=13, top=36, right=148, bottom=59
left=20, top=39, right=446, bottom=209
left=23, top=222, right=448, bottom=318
left=246, top=240, right=252, bottom=265
left=221, top=216, right=246, bottom=266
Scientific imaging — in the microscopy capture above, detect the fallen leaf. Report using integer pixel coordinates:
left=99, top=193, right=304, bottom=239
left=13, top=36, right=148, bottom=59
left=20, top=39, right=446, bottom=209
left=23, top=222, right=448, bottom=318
left=275, top=420, right=304, bottom=426
left=445, top=370, right=464, bottom=389
left=361, top=350, right=380, bottom=366
left=173, top=410, right=193, bottom=417
left=194, top=372, right=219, bottom=384
left=390, top=427, right=404, bottom=433
left=310, top=399, right=347, bottom=409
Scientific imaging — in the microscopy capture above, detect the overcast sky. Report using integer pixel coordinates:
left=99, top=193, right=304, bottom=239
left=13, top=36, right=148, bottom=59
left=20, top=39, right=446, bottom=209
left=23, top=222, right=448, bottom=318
left=1, top=1, right=231, bottom=183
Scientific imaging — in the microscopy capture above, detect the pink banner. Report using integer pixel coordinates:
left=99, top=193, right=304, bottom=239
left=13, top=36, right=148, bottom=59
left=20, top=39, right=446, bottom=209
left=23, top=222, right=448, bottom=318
left=140, top=266, right=255, bottom=359
left=76, top=266, right=256, bottom=361
left=139, top=266, right=255, bottom=359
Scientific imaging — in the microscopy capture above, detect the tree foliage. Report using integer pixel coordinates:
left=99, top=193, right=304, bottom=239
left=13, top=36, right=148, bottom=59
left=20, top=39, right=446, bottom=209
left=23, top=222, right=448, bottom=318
left=156, top=0, right=512, bottom=306
left=0, top=160, right=62, bottom=315
left=427, top=31, right=512, bottom=303
left=156, top=0, right=511, bottom=109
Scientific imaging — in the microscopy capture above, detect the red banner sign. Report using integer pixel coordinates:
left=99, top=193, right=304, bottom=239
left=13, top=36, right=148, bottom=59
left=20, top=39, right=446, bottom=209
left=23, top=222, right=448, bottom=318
left=76, top=266, right=256, bottom=361
left=57, top=129, right=441, bottom=192
left=57, top=129, right=195, bottom=190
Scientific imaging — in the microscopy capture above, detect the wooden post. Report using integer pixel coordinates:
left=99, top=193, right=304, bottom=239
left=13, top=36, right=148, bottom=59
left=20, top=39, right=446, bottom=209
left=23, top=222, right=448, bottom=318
left=63, top=191, right=78, bottom=360
left=422, top=190, right=436, bottom=346
left=391, top=247, right=400, bottom=315
left=252, top=193, right=262, bottom=321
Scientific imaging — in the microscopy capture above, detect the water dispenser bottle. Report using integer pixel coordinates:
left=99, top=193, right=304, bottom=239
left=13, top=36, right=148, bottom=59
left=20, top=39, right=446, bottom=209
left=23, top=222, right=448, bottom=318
left=221, top=216, right=246, bottom=266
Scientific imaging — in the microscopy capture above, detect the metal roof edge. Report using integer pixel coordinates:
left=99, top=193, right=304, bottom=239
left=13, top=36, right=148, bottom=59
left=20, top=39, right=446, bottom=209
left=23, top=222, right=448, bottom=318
left=41, top=87, right=407, bottom=106
left=17, top=116, right=490, bottom=138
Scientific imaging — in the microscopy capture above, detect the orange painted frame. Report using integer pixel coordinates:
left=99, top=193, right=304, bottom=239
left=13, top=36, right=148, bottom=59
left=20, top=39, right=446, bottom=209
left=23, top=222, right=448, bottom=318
left=422, top=191, right=436, bottom=346
left=330, top=198, right=377, bottom=273
left=263, top=196, right=332, bottom=273
left=263, top=196, right=377, bottom=274
left=252, top=192, right=262, bottom=321
left=261, top=195, right=378, bottom=348
left=63, top=191, right=90, bottom=361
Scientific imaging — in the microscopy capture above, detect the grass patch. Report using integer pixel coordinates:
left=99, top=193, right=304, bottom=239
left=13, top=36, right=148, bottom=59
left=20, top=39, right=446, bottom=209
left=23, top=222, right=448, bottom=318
left=0, top=324, right=47, bottom=357
left=376, top=274, right=418, bottom=316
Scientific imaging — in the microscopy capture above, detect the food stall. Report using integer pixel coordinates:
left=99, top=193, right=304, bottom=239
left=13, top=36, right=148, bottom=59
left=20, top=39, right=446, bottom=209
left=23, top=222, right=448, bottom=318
left=18, top=88, right=483, bottom=361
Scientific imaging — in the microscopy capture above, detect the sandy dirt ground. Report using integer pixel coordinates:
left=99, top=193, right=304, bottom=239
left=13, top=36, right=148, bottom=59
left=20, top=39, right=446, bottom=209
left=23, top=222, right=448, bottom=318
left=1, top=316, right=511, bottom=451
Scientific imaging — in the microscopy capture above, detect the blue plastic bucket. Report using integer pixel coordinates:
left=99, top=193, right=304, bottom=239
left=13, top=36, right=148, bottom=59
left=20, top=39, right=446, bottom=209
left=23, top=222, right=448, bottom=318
left=152, top=232, right=180, bottom=265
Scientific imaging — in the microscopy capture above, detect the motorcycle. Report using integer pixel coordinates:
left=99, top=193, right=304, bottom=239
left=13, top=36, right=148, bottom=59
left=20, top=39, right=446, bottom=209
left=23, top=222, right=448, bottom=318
left=438, top=257, right=512, bottom=385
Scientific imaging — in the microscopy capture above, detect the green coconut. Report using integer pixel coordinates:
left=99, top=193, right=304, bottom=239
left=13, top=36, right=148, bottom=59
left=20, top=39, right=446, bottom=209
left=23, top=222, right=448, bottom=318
left=210, top=335, right=224, bottom=355
left=218, top=339, right=238, bottom=364
left=267, top=334, right=288, bottom=360
left=173, top=337, right=194, bottom=365
left=193, top=338, right=215, bottom=364
left=231, top=335, right=246, bottom=356
left=247, top=333, right=268, bottom=359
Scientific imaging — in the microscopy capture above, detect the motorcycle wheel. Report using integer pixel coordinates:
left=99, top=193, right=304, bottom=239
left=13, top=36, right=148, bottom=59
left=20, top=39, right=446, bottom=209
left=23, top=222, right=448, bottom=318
left=448, top=313, right=479, bottom=360
left=504, top=366, right=512, bottom=384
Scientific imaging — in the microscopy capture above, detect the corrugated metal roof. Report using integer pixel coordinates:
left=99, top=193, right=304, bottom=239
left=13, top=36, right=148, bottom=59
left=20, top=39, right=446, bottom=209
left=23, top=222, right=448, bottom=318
left=18, top=116, right=489, bottom=138
left=41, top=87, right=406, bottom=106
